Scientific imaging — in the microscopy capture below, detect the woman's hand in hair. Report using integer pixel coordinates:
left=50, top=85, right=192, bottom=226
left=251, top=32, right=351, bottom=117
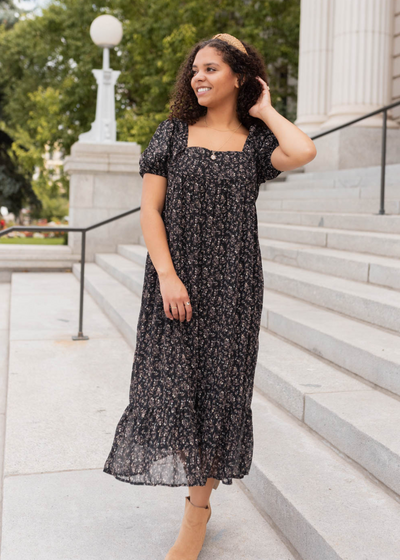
left=249, top=76, right=272, bottom=119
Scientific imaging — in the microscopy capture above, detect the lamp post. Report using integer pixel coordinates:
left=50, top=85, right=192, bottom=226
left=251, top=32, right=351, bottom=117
left=65, top=13, right=142, bottom=322
left=79, top=15, right=123, bottom=143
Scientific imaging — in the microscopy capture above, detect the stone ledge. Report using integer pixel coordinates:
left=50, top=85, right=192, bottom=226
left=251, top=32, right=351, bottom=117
left=64, top=140, right=141, bottom=175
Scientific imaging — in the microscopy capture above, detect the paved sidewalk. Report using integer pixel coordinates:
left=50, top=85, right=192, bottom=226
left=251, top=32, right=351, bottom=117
left=0, top=283, right=11, bottom=545
left=0, top=273, right=296, bottom=560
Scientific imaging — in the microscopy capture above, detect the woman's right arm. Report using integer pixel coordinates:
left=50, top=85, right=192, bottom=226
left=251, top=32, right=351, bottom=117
left=140, top=173, right=192, bottom=322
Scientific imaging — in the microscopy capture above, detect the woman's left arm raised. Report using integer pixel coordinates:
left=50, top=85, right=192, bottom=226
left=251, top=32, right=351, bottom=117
left=250, top=76, right=317, bottom=172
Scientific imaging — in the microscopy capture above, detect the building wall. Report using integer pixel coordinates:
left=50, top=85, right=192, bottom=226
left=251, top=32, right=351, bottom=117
left=393, top=0, right=400, bottom=122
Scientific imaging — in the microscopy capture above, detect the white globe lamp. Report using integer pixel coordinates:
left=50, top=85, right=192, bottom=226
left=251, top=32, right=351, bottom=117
left=90, top=15, right=123, bottom=48
left=79, top=15, right=123, bottom=143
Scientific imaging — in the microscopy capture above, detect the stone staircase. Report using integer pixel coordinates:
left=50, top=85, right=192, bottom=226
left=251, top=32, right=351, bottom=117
left=72, top=171, right=400, bottom=559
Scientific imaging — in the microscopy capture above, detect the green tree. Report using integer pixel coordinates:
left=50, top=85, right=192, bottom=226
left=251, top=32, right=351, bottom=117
left=113, top=0, right=300, bottom=146
left=0, top=0, right=20, bottom=29
left=0, top=129, right=42, bottom=217
left=0, top=0, right=113, bottom=218
left=0, top=0, right=300, bottom=217
left=0, top=0, right=43, bottom=219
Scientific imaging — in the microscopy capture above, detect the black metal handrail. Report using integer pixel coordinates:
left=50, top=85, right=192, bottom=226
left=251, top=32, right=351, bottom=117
left=308, top=99, right=400, bottom=215
left=1, top=100, right=399, bottom=340
left=0, top=207, right=141, bottom=340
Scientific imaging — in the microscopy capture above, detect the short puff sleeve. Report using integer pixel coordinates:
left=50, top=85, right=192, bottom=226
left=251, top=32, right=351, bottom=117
left=139, top=118, right=174, bottom=179
left=254, top=125, right=282, bottom=185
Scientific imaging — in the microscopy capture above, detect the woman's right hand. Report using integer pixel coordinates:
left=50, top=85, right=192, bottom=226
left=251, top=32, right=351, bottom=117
left=158, top=272, right=192, bottom=322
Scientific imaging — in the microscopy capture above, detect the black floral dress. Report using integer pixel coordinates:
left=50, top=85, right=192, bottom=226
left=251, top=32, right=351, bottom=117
left=103, top=117, right=281, bottom=487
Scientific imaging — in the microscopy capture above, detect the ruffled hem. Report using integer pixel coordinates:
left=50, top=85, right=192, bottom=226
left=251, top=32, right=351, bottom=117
left=103, top=446, right=251, bottom=487
left=103, top=384, right=253, bottom=487
left=103, top=436, right=252, bottom=486
left=102, top=404, right=252, bottom=487
left=103, top=470, right=241, bottom=487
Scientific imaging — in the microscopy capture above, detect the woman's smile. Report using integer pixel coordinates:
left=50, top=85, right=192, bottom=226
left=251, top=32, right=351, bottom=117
left=197, top=87, right=212, bottom=96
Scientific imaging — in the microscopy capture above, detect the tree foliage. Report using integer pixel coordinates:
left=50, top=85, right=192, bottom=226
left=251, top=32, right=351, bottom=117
left=0, top=0, right=300, bottom=216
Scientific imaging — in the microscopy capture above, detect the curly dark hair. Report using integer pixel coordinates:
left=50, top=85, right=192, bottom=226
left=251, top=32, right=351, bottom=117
left=168, top=36, right=272, bottom=131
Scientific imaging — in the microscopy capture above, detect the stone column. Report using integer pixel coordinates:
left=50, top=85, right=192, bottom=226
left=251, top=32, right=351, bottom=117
left=295, top=0, right=334, bottom=133
left=322, top=0, right=398, bottom=129
left=304, top=0, right=400, bottom=170
left=64, top=141, right=143, bottom=261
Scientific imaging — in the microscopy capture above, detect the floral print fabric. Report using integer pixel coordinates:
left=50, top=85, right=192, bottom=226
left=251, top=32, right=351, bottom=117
left=103, top=117, right=281, bottom=487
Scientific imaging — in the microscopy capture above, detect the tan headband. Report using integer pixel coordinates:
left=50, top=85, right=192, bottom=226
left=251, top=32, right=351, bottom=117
left=212, top=33, right=248, bottom=56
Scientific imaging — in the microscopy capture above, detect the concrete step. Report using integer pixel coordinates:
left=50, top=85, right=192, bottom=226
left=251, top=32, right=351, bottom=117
left=94, top=252, right=147, bottom=301
left=259, top=239, right=400, bottom=290
left=257, top=210, right=400, bottom=234
left=267, top=180, right=400, bottom=191
left=106, top=244, right=400, bottom=397
left=95, top=252, right=145, bottom=295
left=73, top=262, right=141, bottom=346
left=257, top=222, right=400, bottom=258
left=129, top=237, right=400, bottom=299
left=117, top=243, right=148, bottom=266
left=256, top=330, right=400, bottom=497
left=0, top=244, right=80, bottom=281
left=256, top=197, right=400, bottom=214
left=77, top=254, right=400, bottom=501
left=262, top=288, right=400, bottom=397
left=259, top=185, right=400, bottom=200
left=283, top=163, right=400, bottom=186
left=246, top=389, right=400, bottom=560
left=263, top=260, right=400, bottom=334
left=266, top=178, right=338, bottom=190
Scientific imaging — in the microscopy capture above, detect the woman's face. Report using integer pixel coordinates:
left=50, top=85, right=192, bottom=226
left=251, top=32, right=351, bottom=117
left=190, top=46, right=239, bottom=107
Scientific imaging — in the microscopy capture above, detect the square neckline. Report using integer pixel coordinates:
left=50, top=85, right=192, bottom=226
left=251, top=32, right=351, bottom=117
left=183, top=119, right=254, bottom=154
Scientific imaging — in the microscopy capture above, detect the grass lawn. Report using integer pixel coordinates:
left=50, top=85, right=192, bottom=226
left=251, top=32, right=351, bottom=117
left=0, top=237, right=67, bottom=245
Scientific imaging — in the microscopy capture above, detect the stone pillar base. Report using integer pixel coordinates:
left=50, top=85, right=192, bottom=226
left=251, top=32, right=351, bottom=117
left=306, top=127, right=400, bottom=172
left=64, top=141, right=143, bottom=261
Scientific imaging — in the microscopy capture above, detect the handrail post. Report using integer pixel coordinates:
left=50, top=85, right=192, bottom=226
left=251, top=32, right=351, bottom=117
left=72, top=230, right=89, bottom=341
left=0, top=206, right=141, bottom=341
left=379, top=109, right=387, bottom=215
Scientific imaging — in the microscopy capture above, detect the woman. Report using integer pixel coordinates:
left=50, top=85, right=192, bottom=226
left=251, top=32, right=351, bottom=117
left=103, top=33, right=316, bottom=559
